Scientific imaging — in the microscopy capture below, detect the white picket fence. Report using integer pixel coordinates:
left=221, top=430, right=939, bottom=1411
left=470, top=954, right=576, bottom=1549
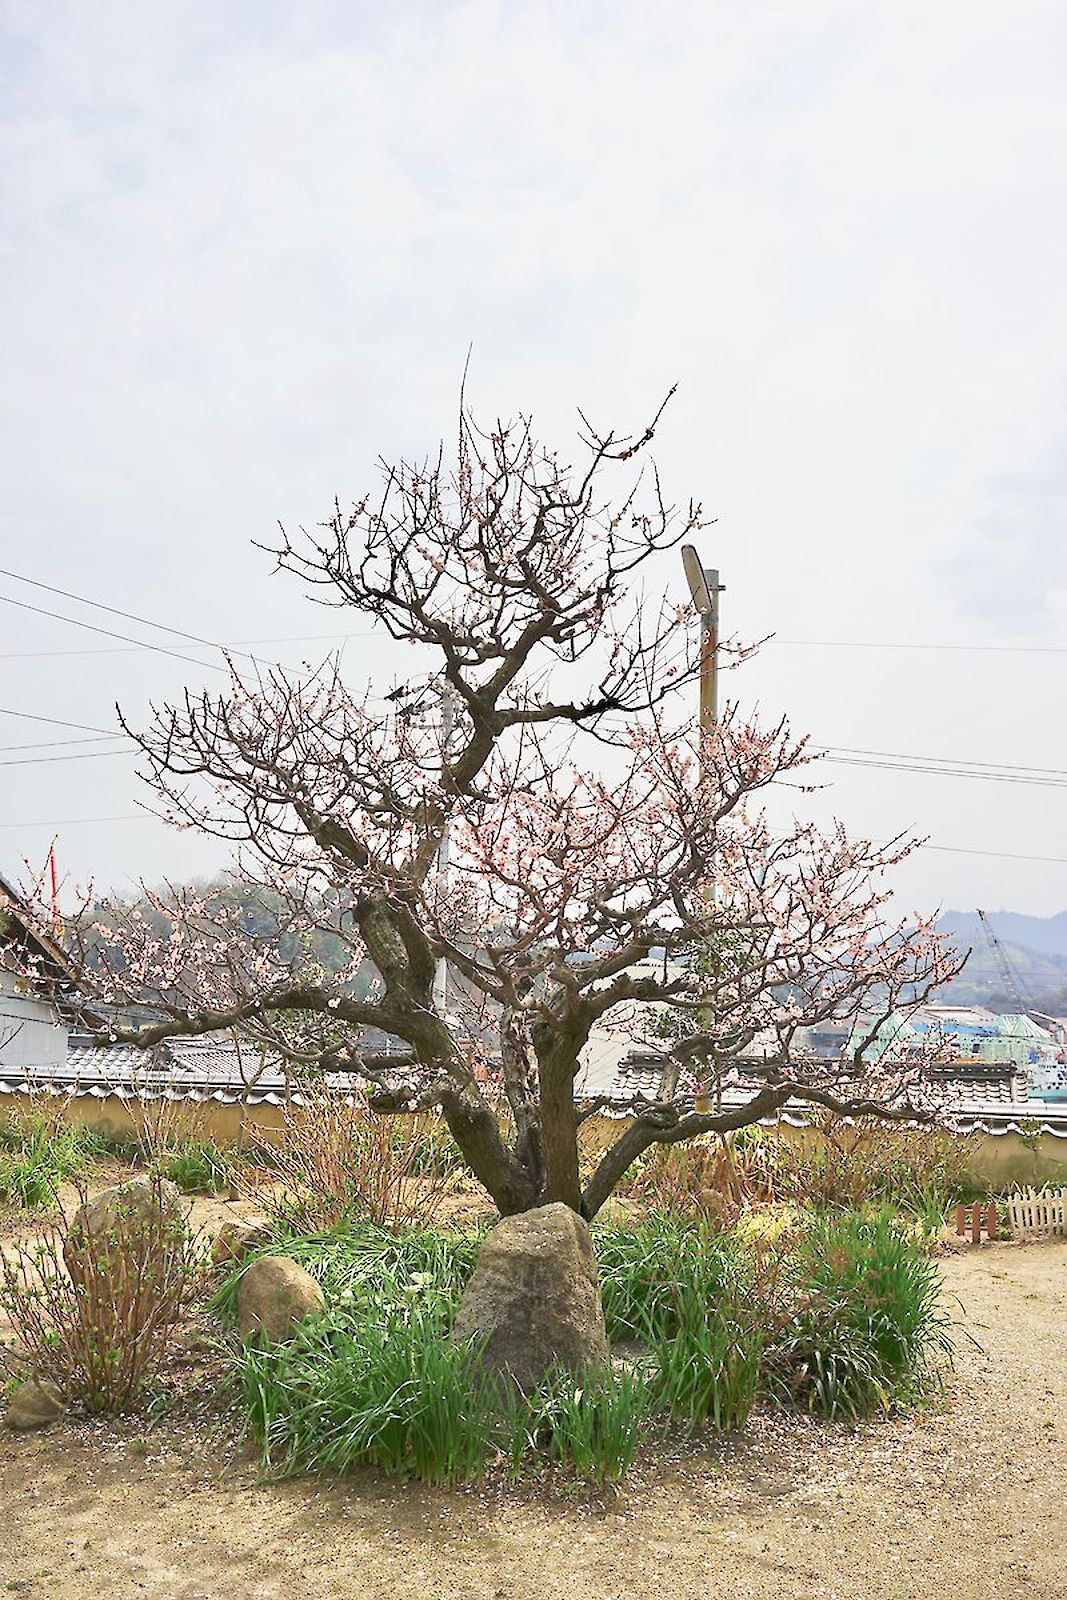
left=1006, top=1186, right=1067, bottom=1238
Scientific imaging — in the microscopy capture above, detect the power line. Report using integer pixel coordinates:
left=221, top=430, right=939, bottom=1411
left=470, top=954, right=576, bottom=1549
left=0, top=736, right=127, bottom=754
left=0, top=707, right=118, bottom=736
left=0, top=567, right=386, bottom=671
left=0, top=686, right=443, bottom=756
left=7, top=695, right=1064, bottom=800
left=0, top=814, right=148, bottom=830
left=0, top=592, right=230, bottom=675
left=0, top=747, right=133, bottom=769
left=0, top=578, right=1061, bottom=856
left=0, top=630, right=380, bottom=661
left=593, top=726, right=1067, bottom=787
left=924, top=844, right=1067, bottom=866
left=817, top=756, right=1067, bottom=790
left=0, top=566, right=252, bottom=658
left=815, top=744, right=1067, bottom=777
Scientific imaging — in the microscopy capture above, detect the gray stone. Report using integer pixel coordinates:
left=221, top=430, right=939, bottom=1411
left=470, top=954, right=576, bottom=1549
left=63, top=1174, right=186, bottom=1285
left=210, top=1215, right=274, bottom=1267
left=452, top=1202, right=610, bottom=1390
left=5, top=1377, right=66, bottom=1431
left=237, top=1255, right=326, bottom=1344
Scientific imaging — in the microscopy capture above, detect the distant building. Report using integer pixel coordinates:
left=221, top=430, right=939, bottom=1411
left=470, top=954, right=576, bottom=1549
left=0, top=868, right=410, bottom=1109
left=1029, top=1011, right=1067, bottom=1050
left=848, top=1004, right=1066, bottom=1102
left=0, top=870, right=79, bottom=1075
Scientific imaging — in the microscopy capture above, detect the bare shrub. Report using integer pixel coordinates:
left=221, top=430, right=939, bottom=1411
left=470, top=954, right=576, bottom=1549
left=0, top=1176, right=206, bottom=1413
left=137, top=1092, right=212, bottom=1162
left=621, top=1119, right=977, bottom=1222
left=240, top=1093, right=457, bottom=1234
left=773, top=1117, right=978, bottom=1212
left=622, top=1133, right=778, bottom=1222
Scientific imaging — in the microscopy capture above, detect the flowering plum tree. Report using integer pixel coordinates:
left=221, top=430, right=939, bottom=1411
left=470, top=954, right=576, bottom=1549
left=63, top=398, right=962, bottom=1217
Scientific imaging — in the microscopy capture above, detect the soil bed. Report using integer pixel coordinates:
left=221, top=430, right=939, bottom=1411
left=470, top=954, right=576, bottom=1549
left=0, top=1219, right=1064, bottom=1600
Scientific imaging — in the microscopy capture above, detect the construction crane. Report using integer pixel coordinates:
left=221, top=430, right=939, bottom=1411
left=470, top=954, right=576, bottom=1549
left=976, top=909, right=1031, bottom=1017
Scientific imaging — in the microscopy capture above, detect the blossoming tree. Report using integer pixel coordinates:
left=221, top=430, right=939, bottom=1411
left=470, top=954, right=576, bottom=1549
left=64, top=397, right=962, bottom=1217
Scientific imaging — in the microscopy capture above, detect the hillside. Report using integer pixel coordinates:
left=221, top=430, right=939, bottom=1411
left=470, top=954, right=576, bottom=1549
left=935, top=909, right=1067, bottom=1011
left=81, top=885, right=1067, bottom=1018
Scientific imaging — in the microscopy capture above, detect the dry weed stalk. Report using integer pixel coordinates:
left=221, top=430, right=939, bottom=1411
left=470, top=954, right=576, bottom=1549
left=137, top=1091, right=214, bottom=1163
left=623, top=1133, right=779, bottom=1222
left=776, top=1115, right=974, bottom=1210
left=240, top=1091, right=457, bottom=1233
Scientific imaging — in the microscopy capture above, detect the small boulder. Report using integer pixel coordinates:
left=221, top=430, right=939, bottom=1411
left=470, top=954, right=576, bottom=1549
left=64, top=1174, right=186, bottom=1284
left=211, top=1215, right=274, bottom=1267
left=452, top=1202, right=610, bottom=1390
left=237, top=1256, right=326, bottom=1344
left=5, top=1377, right=66, bottom=1431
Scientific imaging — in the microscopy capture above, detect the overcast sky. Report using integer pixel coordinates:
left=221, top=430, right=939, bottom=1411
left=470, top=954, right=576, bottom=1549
left=1, top=0, right=1065, bottom=921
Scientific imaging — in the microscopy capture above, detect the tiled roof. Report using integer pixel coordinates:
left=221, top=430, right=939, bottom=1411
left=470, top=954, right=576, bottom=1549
left=936, top=1074, right=1024, bottom=1104
left=948, top=1100, right=1067, bottom=1137
left=3, top=1036, right=340, bottom=1106
left=606, top=1056, right=668, bottom=1101
left=580, top=1045, right=1067, bottom=1134
left=2, top=1056, right=1065, bottom=1135
left=1, top=1010, right=1064, bottom=1135
left=68, top=1043, right=148, bottom=1079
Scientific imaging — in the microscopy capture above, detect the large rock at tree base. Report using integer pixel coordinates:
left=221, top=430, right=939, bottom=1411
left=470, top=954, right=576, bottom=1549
left=237, top=1255, right=326, bottom=1344
left=452, top=1202, right=610, bottom=1390
left=63, top=1174, right=187, bottom=1284
left=210, top=1214, right=274, bottom=1267
left=4, top=1377, right=66, bottom=1431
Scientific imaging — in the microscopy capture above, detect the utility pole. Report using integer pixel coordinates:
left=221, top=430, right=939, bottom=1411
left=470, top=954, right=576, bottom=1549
left=46, top=842, right=61, bottom=936
left=681, top=546, right=724, bottom=1109
left=681, top=545, right=722, bottom=751
left=432, top=684, right=456, bottom=1020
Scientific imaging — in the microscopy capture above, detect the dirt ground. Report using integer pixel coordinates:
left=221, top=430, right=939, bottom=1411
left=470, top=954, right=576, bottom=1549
left=0, top=1212, right=1064, bottom=1600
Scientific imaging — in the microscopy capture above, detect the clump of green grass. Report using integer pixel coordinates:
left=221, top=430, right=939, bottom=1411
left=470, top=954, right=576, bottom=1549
left=595, top=1220, right=768, bottom=1433
left=152, top=1140, right=231, bottom=1195
left=214, top=1221, right=481, bottom=1323
left=241, top=1305, right=651, bottom=1488
left=233, top=1223, right=486, bottom=1484
left=587, top=1209, right=950, bottom=1431
left=765, top=1311, right=886, bottom=1422
left=505, top=1366, right=652, bottom=1485
left=0, top=1110, right=105, bottom=1208
left=230, top=1221, right=650, bottom=1486
left=224, top=1206, right=954, bottom=1488
left=648, top=1276, right=766, bottom=1432
left=595, top=1213, right=737, bottom=1342
left=242, top=1304, right=501, bottom=1485
left=765, top=1207, right=954, bottom=1420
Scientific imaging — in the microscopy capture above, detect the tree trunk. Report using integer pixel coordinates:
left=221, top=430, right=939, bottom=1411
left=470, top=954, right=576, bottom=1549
left=438, top=1088, right=538, bottom=1215
left=535, top=1036, right=582, bottom=1213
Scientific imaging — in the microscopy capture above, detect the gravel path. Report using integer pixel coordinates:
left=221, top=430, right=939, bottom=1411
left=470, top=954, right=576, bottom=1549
left=0, top=1239, right=1064, bottom=1599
